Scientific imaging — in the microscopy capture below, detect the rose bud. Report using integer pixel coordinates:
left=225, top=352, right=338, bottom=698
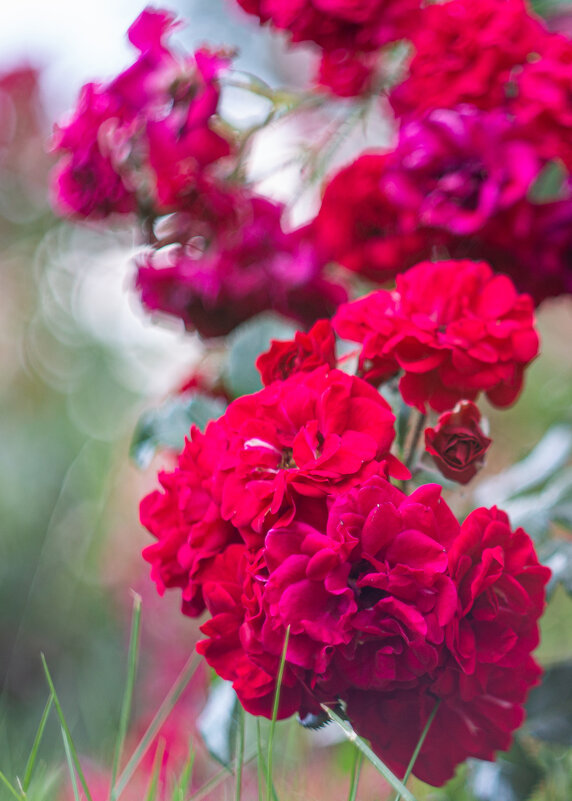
left=424, top=401, right=492, bottom=484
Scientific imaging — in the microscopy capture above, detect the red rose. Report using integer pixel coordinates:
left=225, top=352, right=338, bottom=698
left=313, top=154, right=434, bottom=281
left=333, top=259, right=540, bottom=412
left=256, top=319, right=337, bottom=386
left=424, top=401, right=492, bottom=484
left=390, top=0, right=548, bottom=118
left=218, top=366, right=406, bottom=546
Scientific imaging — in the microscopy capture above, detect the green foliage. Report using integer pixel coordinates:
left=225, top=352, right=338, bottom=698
left=225, top=313, right=297, bottom=399
left=468, top=739, right=544, bottom=801
left=528, top=160, right=568, bottom=204
left=130, top=392, right=228, bottom=469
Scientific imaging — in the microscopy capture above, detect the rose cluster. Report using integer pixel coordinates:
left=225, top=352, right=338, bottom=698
left=141, top=257, right=546, bottom=785
left=50, top=8, right=348, bottom=336
left=333, top=259, right=539, bottom=412
left=307, top=0, right=572, bottom=304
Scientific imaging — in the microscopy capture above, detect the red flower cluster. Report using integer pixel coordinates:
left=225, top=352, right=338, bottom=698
left=143, top=422, right=549, bottom=784
left=235, top=0, right=422, bottom=97
left=390, top=0, right=547, bottom=119
left=136, top=190, right=347, bottom=337
left=256, top=320, right=337, bottom=385
left=334, top=259, right=539, bottom=412
left=51, top=9, right=232, bottom=219
left=313, top=153, right=432, bottom=281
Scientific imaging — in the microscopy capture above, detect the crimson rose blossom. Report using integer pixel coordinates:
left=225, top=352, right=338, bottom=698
left=141, top=419, right=239, bottom=616
left=333, top=259, right=540, bottom=412
left=256, top=319, right=337, bottom=386
left=234, top=0, right=422, bottom=96
left=347, top=506, right=550, bottom=786
left=390, top=0, right=548, bottom=119
left=382, top=106, right=541, bottom=236
left=313, top=154, right=435, bottom=281
left=425, top=401, right=491, bottom=484
left=51, top=8, right=232, bottom=219
left=197, top=477, right=460, bottom=717
left=216, top=366, right=406, bottom=546
left=137, top=191, right=347, bottom=337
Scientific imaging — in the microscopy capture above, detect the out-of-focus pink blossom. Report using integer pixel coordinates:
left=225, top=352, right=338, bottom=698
left=136, top=190, right=347, bottom=337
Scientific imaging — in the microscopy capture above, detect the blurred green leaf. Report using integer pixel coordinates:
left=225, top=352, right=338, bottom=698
left=468, top=739, right=543, bottom=801
left=539, top=540, right=572, bottom=598
left=130, top=392, right=227, bottom=469
left=225, top=314, right=297, bottom=399
left=197, top=680, right=239, bottom=768
left=528, top=160, right=568, bottom=204
left=475, top=425, right=572, bottom=509
left=525, top=662, right=572, bottom=745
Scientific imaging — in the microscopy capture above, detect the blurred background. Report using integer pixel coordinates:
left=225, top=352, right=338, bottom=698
left=3, top=2, right=572, bottom=800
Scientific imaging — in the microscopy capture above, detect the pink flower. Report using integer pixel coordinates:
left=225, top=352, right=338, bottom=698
left=51, top=82, right=137, bottom=219
left=141, top=419, right=239, bottom=617
left=51, top=8, right=233, bottom=219
left=313, top=154, right=435, bottom=281
left=256, top=319, right=337, bottom=386
left=235, top=0, right=422, bottom=57
left=196, top=544, right=309, bottom=718
left=217, top=367, right=405, bottom=545
left=316, top=49, right=378, bottom=97
left=511, top=33, right=572, bottom=170
left=390, top=0, right=548, bottom=119
left=424, top=401, right=492, bottom=484
left=136, top=191, right=347, bottom=337
left=322, top=479, right=459, bottom=694
left=346, top=504, right=549, bottom=786
left=382, top=106, right=542, bottom=236
left=334, top=259, right=540, bottom=412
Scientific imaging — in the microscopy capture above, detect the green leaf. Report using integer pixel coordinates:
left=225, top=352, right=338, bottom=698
left=528, top=159, right=568, bottom=203
left=539, top=539, right=572, bottom=598
left=197, top=680, right=239, bottom=768
left=474, top=424, right=572, bottom=508
left=22, top=694, right=54, bottom=791
left=111, top=652, right=200, bottom=800
left=225, top=314, right=297, bottom=399
left=40, top=654, right=93, bottom=801
left=469, top=739, right=543, bottom=801
left=525, top=661, right=572, bottom=745
left=130, top=392, right=227, bottom=469
left=111, top=593, right=142, bottom=786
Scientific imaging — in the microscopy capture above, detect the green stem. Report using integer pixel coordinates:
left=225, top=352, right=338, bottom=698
left=405, top=412, right=427, bottom=472
left=392, top=699, right=441, bottom=801
left=235, top=704, right=245, bottom=801
left=347, top=749, right=363, bottom=801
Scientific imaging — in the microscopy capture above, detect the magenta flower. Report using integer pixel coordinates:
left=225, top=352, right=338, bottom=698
left=382, top=106, right=541, bottom=236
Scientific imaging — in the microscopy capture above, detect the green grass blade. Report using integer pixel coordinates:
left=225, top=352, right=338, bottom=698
left=392, top=700, right=441, bottom=801
left=257, top=719, right=264, bottom=801
left=111, top=651, right=199, bottom=801
left=22, top=693, right=54, bottom=791
left=234, top=704, right=245, bottom=801
left=188, top=751, right=257, bottom=801
left=144, top=737, right=165, bottom=801
left=266, top=627, right=289, bottom=801
left=0, top=770, right=23, bottom=801
left=62, top=726, right=81, bottom=801
left=41, top=653, right=93, bottom=801
left=347, top=749, right=363, bottom=801
left=173, top=747, right=195, bottom=801
left=320, top=704, right=418, bottom=801
left=111, top=592, right=142, bottom=788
